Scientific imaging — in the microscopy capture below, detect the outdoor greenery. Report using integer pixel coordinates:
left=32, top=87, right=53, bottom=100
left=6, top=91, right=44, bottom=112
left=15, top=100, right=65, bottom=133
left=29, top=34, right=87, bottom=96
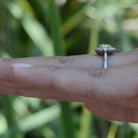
left=0, top=0, right=138, bottom=138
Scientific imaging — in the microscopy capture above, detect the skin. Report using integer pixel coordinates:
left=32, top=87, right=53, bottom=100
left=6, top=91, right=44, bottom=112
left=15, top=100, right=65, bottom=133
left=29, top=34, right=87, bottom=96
left=0, top=48, right=137, bottom=122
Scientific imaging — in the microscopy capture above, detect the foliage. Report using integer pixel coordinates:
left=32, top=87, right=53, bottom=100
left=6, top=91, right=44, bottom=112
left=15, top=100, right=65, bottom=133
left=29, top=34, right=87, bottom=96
left=0, top=0, right=138, bottom=138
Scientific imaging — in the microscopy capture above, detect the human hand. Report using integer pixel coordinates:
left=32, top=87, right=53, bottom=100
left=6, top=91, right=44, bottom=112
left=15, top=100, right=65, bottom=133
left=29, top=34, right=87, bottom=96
left=0, top=48, right=137, bottom=122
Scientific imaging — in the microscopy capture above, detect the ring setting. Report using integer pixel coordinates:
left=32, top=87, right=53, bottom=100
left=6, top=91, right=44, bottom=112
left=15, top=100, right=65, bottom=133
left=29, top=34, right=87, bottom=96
left=95, top=44, right=116, bottom=69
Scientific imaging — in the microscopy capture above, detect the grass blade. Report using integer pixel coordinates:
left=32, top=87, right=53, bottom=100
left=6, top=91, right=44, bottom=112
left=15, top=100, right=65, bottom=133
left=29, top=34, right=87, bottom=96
left=107, top=123, right=117, bottom=138
left=0, top=105, right=60, bottom=138
left=61, top=1, right=95, bottom=36
left=48, top=0, right=75, bottom=138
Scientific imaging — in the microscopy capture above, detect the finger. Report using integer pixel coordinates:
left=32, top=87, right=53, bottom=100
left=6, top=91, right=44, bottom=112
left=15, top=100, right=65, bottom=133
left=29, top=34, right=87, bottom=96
left=0, top=55, right=103, bottom=70
left=0, top=85, right=85, bottom=102
left=0, top=49, right=137, bottom=86
left=85, top=98, right=138, bottom=123
left=12, top=62, right=138, bottom=101
left=12, top=65, right=94, bottom=98
left=0, top=48, right=137, bottom=71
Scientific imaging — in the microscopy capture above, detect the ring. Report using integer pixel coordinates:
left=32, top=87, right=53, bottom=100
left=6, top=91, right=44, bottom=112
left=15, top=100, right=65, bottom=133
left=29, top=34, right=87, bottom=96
left=95, top=44, right=116, bottom=69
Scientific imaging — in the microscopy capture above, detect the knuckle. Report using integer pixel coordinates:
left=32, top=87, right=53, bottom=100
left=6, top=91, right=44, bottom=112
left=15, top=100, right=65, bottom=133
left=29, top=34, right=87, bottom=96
left=56, top=56, right=73, bottom=65
left=56, top=56, right=68, bottom=64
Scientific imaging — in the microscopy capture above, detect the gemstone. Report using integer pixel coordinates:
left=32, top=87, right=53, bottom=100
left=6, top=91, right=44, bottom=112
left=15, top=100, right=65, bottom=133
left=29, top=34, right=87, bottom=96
left=95, top=44, right=116, bottom=56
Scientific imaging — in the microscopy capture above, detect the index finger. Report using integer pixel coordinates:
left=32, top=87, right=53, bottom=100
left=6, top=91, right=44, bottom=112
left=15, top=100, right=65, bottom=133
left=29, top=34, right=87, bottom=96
left=0, top=48, right=137, bottom=71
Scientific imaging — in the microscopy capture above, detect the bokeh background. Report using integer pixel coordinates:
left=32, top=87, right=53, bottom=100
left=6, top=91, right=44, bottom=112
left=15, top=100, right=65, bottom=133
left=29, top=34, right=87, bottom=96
left=0, top=0, right=138, bottom=138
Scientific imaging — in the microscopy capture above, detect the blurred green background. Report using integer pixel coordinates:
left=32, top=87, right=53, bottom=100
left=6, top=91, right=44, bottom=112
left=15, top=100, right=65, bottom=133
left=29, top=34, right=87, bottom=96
left=0, top=0, right=138, bottom=138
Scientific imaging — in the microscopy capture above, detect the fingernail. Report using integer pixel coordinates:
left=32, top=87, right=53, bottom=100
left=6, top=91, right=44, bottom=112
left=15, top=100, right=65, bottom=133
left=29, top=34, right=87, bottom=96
left=12, top=63, right=33, bottom=68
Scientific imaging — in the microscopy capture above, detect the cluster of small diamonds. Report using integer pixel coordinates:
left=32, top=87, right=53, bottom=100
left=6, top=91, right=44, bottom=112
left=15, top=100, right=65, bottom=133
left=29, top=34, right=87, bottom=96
left=95, top=44, right=116, bottom=56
